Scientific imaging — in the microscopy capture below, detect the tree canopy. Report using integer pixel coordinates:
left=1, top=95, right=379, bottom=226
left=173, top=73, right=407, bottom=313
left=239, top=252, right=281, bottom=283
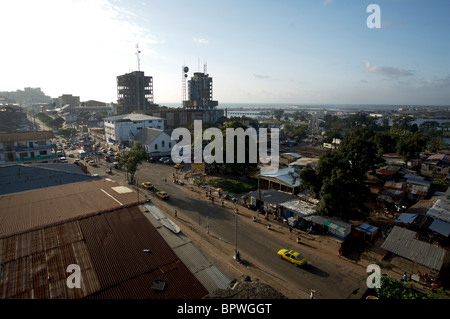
left=118, top=143, right=150, bottom=183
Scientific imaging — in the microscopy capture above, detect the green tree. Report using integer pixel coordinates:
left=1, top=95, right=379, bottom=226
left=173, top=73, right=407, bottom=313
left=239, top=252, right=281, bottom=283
left=338, top=128, right=384, bottom=180
left=392, top=115, right=414, bottom=131
left=374, top=275, right=426, bottom=299
left=118, top=142, right=150, bottom=183
left=57, top=128, right=77, bottom=138
left=273, top=109, right=284, bottom=121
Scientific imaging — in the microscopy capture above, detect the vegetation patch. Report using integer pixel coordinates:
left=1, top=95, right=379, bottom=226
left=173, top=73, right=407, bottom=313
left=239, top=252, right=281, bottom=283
left=207, top=178, right=257, bottom=194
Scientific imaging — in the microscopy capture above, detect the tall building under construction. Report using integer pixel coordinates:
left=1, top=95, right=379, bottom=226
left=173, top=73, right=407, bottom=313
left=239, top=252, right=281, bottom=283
left=183, top=71, right=218, bottom=111
left=115, top=71, right=157, bottom=115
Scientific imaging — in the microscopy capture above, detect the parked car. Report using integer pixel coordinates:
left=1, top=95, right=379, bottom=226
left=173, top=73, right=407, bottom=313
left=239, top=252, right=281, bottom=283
left=156, top=191, right=169, bottom=200
left=104, top=156, right=111, bottom=162
left=59, top=157, right=68, bottom=163
left=277, top=249, right=307, bottom=267
left=159, top=157, right=170, bottom=163
left=88, top=160, right=98, bottom=167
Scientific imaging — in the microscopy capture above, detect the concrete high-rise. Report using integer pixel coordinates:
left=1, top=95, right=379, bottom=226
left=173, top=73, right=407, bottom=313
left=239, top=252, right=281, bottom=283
left=183, top=71, right=218, bottom=110
left=115, top=71, right=156, bottom=115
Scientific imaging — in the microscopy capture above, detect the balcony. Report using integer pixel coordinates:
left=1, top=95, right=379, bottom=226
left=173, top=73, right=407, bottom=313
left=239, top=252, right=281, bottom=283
left=15, top=145, right=52, bottom=152
left=16, top=154, right=59, bottom=163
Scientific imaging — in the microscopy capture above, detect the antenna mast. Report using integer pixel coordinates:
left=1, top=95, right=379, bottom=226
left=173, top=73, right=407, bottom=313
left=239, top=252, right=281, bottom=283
left=136, top=44, right=141, bottom=71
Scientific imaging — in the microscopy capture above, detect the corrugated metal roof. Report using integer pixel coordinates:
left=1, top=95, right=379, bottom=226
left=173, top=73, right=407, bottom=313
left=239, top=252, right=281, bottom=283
left=0, top=130, right=55, bottom=142
left=0, top=179, right=139, bottom=238
left=79, top=205, right=208, bottom=298
left=280, top=199, right=316, bottom=216
left=0, top=221, right=101, bottom=299
left=0, top=164, right=99, bottom=195
left=141, top=204, right=231, bottom=293
left=381, top=226, right=446, bottom=270
left=426, top=199, right=450, bottom=223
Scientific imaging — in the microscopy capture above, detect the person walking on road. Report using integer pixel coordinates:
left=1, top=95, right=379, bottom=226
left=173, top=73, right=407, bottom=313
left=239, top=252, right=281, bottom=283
left=310, top=289, right=316, bottom=299
left=206, top=225, right=210, bottom=235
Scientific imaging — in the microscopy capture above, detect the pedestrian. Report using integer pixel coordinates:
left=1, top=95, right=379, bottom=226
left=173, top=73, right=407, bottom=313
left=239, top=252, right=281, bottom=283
left=338, top=247, right=342, bottom=258
left=310, top=289, right=316, bottom=299
left=256, top=209, right=260, bottom=217
left=206, top=226, right=210, bottom=235
left=289, top=226, right=292, bottom=233
left=174, top=210, right=177, bottom=218
left=265, top=212, right=269, bottom=221
left=402, top=272, right=408, bottom=282
left=296, top=236, right=301, bottom=244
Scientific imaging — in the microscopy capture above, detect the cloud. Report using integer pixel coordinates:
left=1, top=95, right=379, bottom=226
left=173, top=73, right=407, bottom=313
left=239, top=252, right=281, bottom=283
left=364, top=60, right=414, bottom=78
left=193, top=37, right=208, bottom=44
left=252, top=73, right=274, bottom=80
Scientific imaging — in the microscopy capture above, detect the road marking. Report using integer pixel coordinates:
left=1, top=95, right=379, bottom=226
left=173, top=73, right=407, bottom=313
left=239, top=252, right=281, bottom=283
left=101, top=189, right=123, bottom=205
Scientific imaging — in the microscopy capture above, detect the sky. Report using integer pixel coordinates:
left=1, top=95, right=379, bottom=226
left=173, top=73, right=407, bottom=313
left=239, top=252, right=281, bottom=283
left=0, top=0, right=449, bottom=106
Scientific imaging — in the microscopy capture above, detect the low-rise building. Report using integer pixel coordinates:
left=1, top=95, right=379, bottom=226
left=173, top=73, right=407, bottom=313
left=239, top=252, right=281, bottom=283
left=133, top=128, right=175, bottom=157
left=0, top=131, right=57, bottom=164
left=103, top=113, right=164, bottom=145
left=421, top=154, right=450, bottom=178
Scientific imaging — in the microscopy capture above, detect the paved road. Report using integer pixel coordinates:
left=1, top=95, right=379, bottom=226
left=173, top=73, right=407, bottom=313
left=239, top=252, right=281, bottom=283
left=82, top=159, right=368, bottom=299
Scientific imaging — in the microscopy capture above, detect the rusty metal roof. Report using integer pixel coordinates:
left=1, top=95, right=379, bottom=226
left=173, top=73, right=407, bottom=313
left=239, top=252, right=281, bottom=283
left=1, top=206, right=208, bottom=299
left=79, top=205, right=208, bottom=299
left=0, top=130, right=55, bottom=142
left=0, top=220, right=101, bottom=299
left=0, top=178, right=208, bottom=299
left=0, top=179, right=139, bottom=239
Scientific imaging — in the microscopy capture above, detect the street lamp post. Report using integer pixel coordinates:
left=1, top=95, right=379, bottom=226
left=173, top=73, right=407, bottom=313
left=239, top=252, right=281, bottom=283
left=232, top=197, right=239, bottom=261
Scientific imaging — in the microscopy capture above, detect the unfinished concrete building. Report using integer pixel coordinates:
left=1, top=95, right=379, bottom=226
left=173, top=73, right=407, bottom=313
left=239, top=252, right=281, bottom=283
left=115, top=71, right=157, bottom=115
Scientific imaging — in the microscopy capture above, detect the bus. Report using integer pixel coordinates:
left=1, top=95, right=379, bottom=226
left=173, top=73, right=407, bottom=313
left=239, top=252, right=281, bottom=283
left=78, top=150, right=87, bottom=159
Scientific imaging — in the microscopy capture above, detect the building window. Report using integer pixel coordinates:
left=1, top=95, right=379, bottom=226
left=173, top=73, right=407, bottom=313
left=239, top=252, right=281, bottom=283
left=20, top=152, right=28, bottom=159
left=155, top=144, right=158, bottom=150
left=39, top=150, right=47, bottom=156
left=162, top=141, right=165, bottom=148
left=169, top=142, right=172, bottom=148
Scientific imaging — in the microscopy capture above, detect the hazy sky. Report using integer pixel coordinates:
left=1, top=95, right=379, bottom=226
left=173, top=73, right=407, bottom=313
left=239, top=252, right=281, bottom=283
left=1, top=0, right=449, bottom=106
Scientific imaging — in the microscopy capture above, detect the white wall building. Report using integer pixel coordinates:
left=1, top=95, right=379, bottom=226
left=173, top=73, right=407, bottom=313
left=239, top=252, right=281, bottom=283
left=0, top=131, right=58, bottom=164
left=133, top=128, right=175, bottom=157
left=103, top=114, right=164, bottom=145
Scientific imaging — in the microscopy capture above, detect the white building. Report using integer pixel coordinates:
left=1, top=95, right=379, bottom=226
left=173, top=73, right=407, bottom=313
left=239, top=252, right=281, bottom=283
left=133, top=128, right=175, bottom=157
left=0, top=131, right=58, bottom=164
left=103, top=113, right=164, bottom=145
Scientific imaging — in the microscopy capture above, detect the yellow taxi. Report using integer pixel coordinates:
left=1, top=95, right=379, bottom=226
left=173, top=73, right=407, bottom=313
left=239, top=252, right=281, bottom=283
left=156, top=191, right=169, bottom=199
left=277, top=249, right=307, bottom=267
left=88, top=160, right=98, bottom=167
left=141, top=182, right=154, bottom=189
left=174, top=163, right=183, bottom=169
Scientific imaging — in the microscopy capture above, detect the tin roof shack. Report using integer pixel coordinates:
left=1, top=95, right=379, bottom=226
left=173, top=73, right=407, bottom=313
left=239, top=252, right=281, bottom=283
left=381, top=226, right=447, bottom=283
left=302, top=215, right=352, bottom=239
left=421, top=154, right=450, bottom=178
left=279, top=153, right=302, bottom=167
left=247, top=189, right=298, bottom=214
left=257, top=167, right=301, bottom=195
